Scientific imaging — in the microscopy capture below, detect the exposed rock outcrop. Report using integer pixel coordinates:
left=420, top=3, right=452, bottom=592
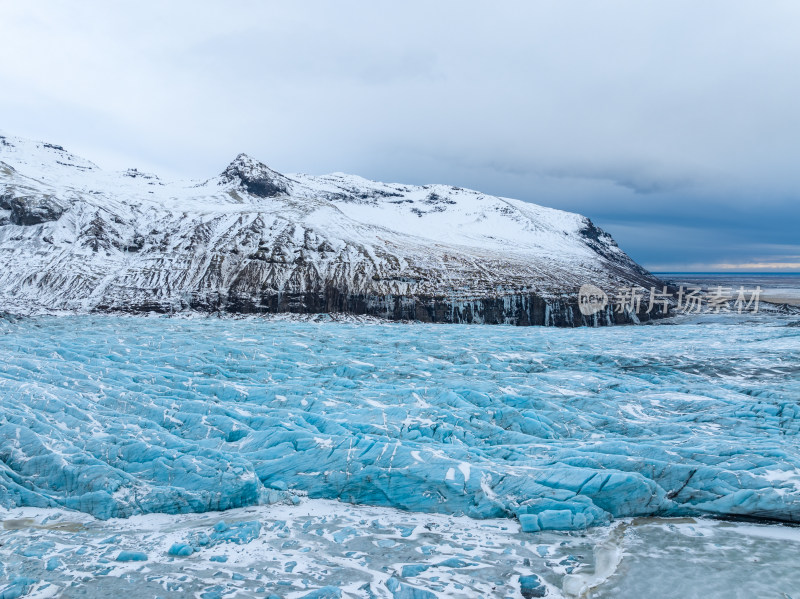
left=6, top=195, right=67, bottom=226
left=219, top=153, right=290, bottom=198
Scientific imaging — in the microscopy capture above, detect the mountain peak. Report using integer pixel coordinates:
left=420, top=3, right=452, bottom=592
left=220, top=153, right=289, bottom=198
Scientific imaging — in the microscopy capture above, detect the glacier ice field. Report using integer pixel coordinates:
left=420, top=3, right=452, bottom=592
left=1, top=313, right=800, bottom=597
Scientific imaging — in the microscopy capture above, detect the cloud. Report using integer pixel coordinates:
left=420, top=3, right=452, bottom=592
left=711, top=262, right=800, bottom=271
left=0, top=1, right=798, bottom=271
left=522, top=161, right=702, bottom=195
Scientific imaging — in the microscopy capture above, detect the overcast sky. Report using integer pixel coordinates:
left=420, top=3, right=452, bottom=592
left=1, top=1, right=798, bottom=271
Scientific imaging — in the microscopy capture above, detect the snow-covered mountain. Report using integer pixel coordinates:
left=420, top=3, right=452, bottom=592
left=0, top=133, right=663, bottom=324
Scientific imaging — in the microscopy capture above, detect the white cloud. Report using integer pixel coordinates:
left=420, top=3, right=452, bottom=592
left=1, top=1, right=798, bottom=270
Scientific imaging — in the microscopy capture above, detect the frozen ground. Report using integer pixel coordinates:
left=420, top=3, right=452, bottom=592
left=3, top=501, right=800, bottom=598
left=1, top=313, right=799, bottom=596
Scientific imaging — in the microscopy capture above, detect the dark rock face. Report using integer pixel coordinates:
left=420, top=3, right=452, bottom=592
left=579, top=217, right=654, bottom=280
left=220, top=154, right=289, bottom=198
left=0, top=192, right=10, bottom=225
left=240, top=177, right=286, bottom=198
left=123, top=233, right=145, bottom=252
left=0, top=192, right=12, bottom=210
left=118, top=284, right=666, bottom=327
left=6, top=196, right=66, bottom=226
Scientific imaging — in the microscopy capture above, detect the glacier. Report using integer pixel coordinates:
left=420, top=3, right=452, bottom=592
left=1, top=313, right=798, bottom=529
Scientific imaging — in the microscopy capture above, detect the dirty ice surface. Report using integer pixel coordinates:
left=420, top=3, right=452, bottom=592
left=2, top=501, right=800, bottom=598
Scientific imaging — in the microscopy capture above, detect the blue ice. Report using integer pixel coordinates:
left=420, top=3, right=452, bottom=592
left=0, top=315, right=799, bottom=530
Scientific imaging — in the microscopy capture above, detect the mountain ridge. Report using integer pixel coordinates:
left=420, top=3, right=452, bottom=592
left=0, top=133, right=664, bottom=324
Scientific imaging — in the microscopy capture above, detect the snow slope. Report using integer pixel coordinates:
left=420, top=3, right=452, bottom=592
left=0, top=133, right=660, bottom=323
